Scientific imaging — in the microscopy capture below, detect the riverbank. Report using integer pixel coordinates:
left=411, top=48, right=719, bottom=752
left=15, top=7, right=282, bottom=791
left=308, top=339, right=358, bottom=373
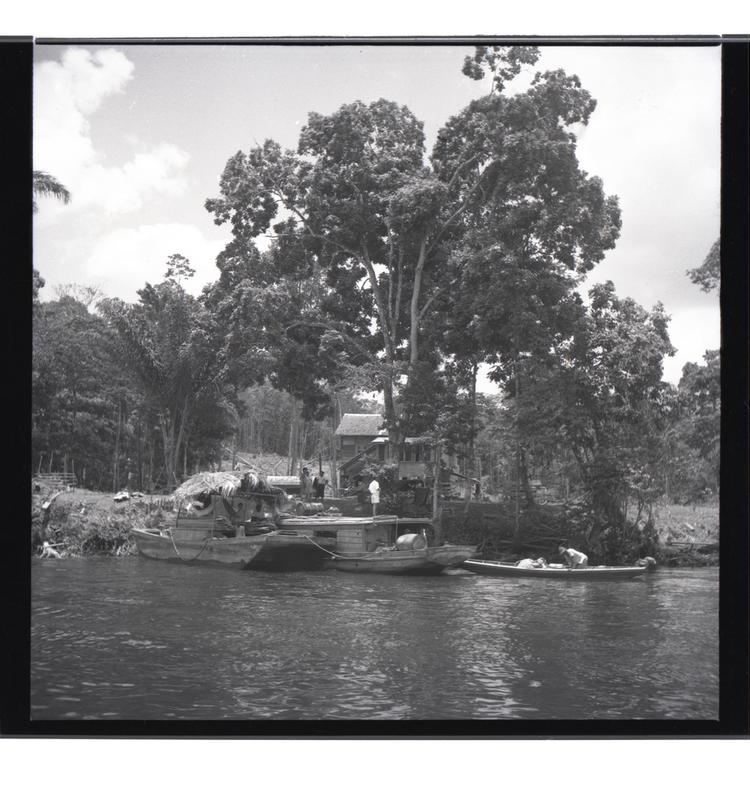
left=31, top=487, right=170, bottom=557
left=438, top=499, right=719, bottom=567
left=31, top=486, right=719, bottom=566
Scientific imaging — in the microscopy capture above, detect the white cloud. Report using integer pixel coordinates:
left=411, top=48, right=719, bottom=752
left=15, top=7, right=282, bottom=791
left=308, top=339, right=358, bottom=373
left=81, top=224, right=231, bottom=301
left=74, top=144, right=190, bottom=214
left=34, top=47, right=189, bottom=216
left=38, top=223, right=230, bottom=303
left=662, top=305, right=721, bottom=385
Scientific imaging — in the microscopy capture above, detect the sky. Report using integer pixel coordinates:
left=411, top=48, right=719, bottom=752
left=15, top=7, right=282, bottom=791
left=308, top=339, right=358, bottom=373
left=33, top=43, right=721, bottom=386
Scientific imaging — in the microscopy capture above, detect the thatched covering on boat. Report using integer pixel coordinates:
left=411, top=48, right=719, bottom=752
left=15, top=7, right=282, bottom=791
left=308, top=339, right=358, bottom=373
left=171, top=470, right=286, bottom=503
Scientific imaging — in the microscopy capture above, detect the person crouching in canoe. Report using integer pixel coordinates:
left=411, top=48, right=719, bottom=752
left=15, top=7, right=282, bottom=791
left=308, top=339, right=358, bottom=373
left=558, top=544, right=589, bottom=569
left=515, top=557, right=548, bottom=569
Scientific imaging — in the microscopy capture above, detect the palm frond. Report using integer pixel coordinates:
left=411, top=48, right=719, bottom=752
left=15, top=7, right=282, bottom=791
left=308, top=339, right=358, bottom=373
left=33, top=171, right=71, bottom=212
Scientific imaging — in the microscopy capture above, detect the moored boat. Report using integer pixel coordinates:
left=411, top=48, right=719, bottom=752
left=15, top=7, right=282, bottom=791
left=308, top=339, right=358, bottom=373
left=132, top=470, right=329, bottom=570
left=461, top=559, right=648, bottom=580
left=132, top=526, right=266, bottom=568
left=277, top=515, right=477, bottom=575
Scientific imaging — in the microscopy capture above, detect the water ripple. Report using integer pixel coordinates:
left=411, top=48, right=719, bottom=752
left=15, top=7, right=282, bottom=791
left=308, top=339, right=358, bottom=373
left=31, top=560, right=718, bottom=720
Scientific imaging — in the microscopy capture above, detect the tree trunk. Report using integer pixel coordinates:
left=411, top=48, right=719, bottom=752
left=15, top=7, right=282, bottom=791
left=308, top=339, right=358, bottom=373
left=113, top=400, right=122, bottom=492
left=513, top=362, right=521, bottom=547
left=408, top=239, right=427, bottom=368
left=148, top=432, right=154, bottom=492
left=287, top=397, right=297, bottom=476
left=519, top=447, right=535, bottom=508
left=136, top=416, right=143, bottom=492
left=469, top=360, right=478, bottom=484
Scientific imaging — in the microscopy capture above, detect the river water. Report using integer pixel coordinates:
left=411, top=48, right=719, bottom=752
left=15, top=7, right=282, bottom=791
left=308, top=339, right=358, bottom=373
left=31, top=558, right=718, bottom=720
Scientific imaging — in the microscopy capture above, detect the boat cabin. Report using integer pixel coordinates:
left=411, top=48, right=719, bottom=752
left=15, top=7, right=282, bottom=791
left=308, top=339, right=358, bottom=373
left=276, top=515, right=435, bottom=555
left=176, top=491, right=280, bottom=538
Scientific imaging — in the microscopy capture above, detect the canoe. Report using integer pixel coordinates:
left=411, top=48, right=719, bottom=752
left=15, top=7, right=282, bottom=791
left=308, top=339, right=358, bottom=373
left=132, top=527, right=328, bottom=570
left=462, top=559, right=648, bottom=580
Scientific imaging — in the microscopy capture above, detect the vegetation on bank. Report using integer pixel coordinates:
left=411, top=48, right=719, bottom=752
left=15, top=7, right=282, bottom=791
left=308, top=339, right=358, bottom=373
left=32, top=488, right=167, bottom=558
left=32, top=486, right=718, bottom=567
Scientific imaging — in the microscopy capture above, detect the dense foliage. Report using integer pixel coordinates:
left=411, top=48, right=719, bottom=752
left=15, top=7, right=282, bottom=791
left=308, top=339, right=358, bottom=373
left=32, top=50, right=719, bottom=560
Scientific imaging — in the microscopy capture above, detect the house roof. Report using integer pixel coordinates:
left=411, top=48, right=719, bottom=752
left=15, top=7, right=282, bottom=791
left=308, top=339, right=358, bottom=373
left=334, top=413, right=385, bottom=437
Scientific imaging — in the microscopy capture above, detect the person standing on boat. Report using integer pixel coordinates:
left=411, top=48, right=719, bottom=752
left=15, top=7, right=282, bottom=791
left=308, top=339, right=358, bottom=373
left=300, top=467, right=313, bottom=500
left=558, top=544, right=588, bottom=569
left=369, top=478, right=380, bottom=516
left=316, top=471, right=328, bottom=499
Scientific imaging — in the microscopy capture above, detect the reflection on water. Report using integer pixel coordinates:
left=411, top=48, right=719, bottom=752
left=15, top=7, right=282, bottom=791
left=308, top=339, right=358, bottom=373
left=31, top=558, right=718, bottom=720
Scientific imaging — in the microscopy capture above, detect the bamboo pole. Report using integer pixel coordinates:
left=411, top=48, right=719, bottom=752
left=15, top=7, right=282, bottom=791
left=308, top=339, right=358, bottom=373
left=432, top=434, right=442, bottom=538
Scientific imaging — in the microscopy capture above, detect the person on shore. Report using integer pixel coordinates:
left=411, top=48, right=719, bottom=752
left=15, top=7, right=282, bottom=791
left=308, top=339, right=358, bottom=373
left=558, top=544, right=588, bottom=568
left=369, top=478, right=380, bottom=516
left=41, top=541, right=61, bottom=558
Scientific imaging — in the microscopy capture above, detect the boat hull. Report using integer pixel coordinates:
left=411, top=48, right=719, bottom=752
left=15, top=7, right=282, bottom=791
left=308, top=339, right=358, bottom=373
left=462, top=560, right=648, bottom=580
left=132, top=528, right=327, bottom=570
left=332, top=545, right=477, bottom=575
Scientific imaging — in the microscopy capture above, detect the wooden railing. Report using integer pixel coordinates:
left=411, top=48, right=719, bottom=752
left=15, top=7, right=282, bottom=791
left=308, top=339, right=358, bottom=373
left=34, top=472, right=78, bottom=490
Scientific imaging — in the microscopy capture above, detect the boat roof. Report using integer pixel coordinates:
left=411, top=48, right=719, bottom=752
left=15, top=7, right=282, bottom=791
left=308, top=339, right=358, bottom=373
left=277, top=515, right=432, bottom=529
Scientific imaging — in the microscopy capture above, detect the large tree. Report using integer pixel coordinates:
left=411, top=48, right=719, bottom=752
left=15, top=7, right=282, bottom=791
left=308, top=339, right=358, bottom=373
left=205, top=47, right=621, bottom=470
left=100, top=275, right=236, bottom=490
left=32, top=294, right=134, bottom=487
left=510, top=282, right=676, bottom=559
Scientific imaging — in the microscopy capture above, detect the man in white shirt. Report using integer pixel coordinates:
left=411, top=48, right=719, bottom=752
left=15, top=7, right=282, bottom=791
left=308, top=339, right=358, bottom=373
left=368, top=478, right=380, bottom=516
left=558, top=544, right=589, bottom=568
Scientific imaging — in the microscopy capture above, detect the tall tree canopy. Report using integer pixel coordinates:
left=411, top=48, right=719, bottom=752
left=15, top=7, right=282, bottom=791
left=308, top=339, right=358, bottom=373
left=206, top=47, right=621, bottom=459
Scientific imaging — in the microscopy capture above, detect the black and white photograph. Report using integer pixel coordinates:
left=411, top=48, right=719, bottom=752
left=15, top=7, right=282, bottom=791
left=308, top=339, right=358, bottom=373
left=18, top=33, right=746, bottom=736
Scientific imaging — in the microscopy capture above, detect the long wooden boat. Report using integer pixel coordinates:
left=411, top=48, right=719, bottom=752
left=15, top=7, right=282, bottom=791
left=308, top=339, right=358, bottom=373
left=132, top=527, right=265, bottom=568
left=132, top=470, right=329, bottom=570
left=462, top=559, right=648, bottom=580
left=277, top=515, right=477, bottom=575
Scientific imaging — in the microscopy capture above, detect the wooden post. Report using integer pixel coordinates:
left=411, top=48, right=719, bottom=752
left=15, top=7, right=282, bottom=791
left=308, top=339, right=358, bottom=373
left=330, top=392, right=338, bottom=493
left=48, top=450, right=54, bottom=473
left=287, top=398, right=296, bottom=475
left=432, top=434, right=441, bottom=538
left=514, top=362, right=520, bottom=546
